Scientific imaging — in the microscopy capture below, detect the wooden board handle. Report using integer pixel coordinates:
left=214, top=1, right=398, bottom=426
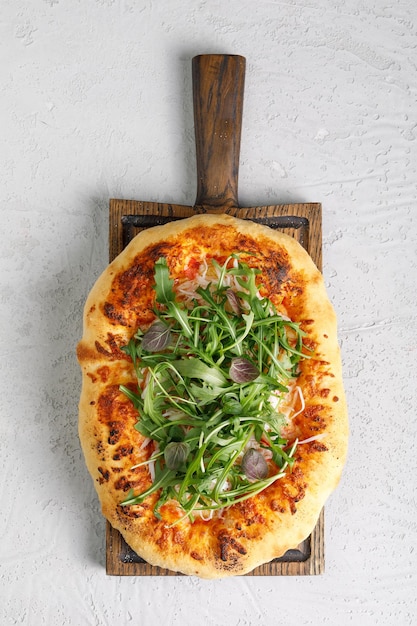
left=192, top=54, right=246, bottom=212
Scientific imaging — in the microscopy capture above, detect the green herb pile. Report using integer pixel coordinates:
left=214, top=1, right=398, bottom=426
left=120, top=255, right=308, bottom=523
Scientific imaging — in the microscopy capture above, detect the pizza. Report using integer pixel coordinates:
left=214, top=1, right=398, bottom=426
left=77, top=213, right=348, bottom=578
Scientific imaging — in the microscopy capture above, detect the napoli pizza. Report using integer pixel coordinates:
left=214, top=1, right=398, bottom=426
left=77, top=213, right=348, bottom=578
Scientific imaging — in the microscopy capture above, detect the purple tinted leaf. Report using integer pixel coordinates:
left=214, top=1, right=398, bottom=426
left=229, top=357, right=259, bottom=383
left=241, top=448, right=268, bottom=481
left=141, top=321, right=171, bottom=352
left=226, top=289, right=242, bottom=315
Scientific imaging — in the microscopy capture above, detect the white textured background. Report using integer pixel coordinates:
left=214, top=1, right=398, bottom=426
left=1, top=0, right=416, bottom=624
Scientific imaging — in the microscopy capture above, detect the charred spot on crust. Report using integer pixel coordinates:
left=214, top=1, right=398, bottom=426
left=112, top=444, right=134, bottom=460
left=310, top=441, right=328, bottom=452
left=235, top=233, right=258, bottom=251
left=303, top=338, right=317, bottom=352
left=303, top=404, right=326, bottom=428
left=190, top=551, right=203, bottom=561
left=146, top=242, right=173, bottom=262
left=122, top=508, right=143, bottom=519
left=97, top=385, right=138, bottom=445
left=235, top=499, right=266, bottom=527
left=271, top=467, right=307, bottom=516
left=233, top=233, right=294, bottom=296
left=301, top=319, right=315, bottom=326
left=218, top=530, right=247, bottom=562
left=308, top=413, right=326, bottom=432
left=114, top=476, right=133, bottom=492
left=103, top=302, right=129, bottom=326
left=154, top=525, right=187, bottom=552
left=108, top=422, right=124, bottom=445
left=270, top=500, right=286, bottom=513
left=265, top=260, right=291, bottom=289
left=95, top=333, right=127, bottom=361
left=117, top=503, right=146, bottom=520
left=97, top=467, right=110, bottom=483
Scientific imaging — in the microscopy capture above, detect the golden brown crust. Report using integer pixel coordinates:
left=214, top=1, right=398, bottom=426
left=77, top=213, right=348, bottom=578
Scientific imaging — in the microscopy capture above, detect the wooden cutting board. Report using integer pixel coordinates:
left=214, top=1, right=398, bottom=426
left=105, top=54, right=324, bottom=576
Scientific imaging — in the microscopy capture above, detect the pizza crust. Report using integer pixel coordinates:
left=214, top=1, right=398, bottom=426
left=77, top=213, right=348, bottom=578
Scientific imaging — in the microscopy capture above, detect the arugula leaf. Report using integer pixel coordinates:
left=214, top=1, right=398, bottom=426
left=119, top=254, right=310, bottom=522
left=172, top=357, right=228, bottom=387
left=154, top=257, right=175, bottom=303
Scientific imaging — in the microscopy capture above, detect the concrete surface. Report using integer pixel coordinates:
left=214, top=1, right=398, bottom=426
left=1, top=0, right=416, bottom=624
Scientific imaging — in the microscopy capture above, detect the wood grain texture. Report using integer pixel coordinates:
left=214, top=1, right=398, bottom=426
left=192, top=55, right=245, bottom=210
left=106, top=199, right=324, bottom=576
left=109, top=200, right=322, bottom=271
left=106, top=510, right=324, bottom=576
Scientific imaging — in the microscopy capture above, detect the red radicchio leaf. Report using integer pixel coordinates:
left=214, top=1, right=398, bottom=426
left=241, top=448, right=268, bottom=481
left=141, top=321, right=171, bottom=352
left=229, top=357, right=259, bottom=383
left=226, top=289, right=243, bottom=315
